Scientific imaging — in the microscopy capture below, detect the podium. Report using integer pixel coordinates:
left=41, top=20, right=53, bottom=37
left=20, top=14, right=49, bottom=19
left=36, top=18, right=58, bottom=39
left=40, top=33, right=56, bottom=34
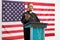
left=24, top=22, right=47, bottom=40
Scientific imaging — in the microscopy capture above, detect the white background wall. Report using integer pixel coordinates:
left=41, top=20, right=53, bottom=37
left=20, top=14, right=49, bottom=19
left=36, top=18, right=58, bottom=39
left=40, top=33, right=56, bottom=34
left=0, top=0, right=60, bottom=40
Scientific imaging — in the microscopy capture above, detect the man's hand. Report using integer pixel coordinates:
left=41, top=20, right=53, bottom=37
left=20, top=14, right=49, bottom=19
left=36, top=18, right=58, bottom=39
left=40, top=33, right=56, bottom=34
left=25, top=14, right=30, bottom=20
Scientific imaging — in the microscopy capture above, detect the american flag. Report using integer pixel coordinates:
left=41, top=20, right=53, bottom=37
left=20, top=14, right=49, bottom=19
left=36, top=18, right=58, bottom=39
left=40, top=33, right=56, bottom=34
left=2, top=0, right=55, bottom=40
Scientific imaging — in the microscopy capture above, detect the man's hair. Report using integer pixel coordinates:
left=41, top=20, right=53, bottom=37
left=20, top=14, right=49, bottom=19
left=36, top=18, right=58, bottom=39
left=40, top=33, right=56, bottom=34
left=27, top=3, right=33, bottom=8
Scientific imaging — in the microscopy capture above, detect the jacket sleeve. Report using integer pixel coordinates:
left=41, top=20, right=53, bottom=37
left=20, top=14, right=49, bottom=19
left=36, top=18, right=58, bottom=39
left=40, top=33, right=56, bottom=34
left=34, top=13, right=40, bottom=22
left=21, top=12, right=29, bottom=24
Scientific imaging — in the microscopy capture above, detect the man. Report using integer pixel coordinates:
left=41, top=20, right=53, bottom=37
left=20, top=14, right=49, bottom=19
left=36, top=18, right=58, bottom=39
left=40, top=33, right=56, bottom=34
left=21, top=3, right=40, bottom=40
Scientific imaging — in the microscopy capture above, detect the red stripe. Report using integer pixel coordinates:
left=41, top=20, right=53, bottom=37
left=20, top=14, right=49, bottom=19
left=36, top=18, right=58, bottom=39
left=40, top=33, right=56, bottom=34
left=2, top=35, right=24, bottom=40
left=47, top=23, right=55, bottom=26
left=45, top=28, right=55, bottom=31
left=2, top=24, right=23, bottom=28
left=25, top=2, right=55, bottom=6
left=45, top=33, right=55, bottom=37
left=2, top=30, right=24, bottom=34
left=36, top=14, right=55, bottom=16
left=40, top=19, right=55, bottom=21
left=25, top=8, right=55, bottom=11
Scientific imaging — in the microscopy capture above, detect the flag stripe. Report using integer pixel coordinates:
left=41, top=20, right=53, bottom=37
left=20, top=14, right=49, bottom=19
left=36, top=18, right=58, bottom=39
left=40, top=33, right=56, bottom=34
left=40, top=19, right=55, bottom=21
left=2, top=24, right=23, bottom=28
left=25, top=2, right=55, bottom=6
left=2, top=32, right=24, bottom=37
left=45, top=28, right=55, bottom=31
left=2, top=30, right=24, bottom=34
left=36, top=14, right=55, bottom=16
left=45, top=33, right=55, bottom=37
left=25, top=5, right=55, bottom=9
left=2, top=23, right=55, bottom=28
left=25, top=8, right=55, bottom=11
left=2, top=27, right=23, bottom=31
left=2, top=35, right=24, bottom=40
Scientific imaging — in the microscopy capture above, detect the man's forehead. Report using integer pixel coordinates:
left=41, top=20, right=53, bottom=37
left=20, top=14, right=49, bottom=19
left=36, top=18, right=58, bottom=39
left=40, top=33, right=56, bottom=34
left=29, top=3, right=33, bottom=6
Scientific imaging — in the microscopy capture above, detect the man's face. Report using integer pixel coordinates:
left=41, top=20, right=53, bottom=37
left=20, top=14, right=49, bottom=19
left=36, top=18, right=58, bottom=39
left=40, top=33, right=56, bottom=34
left=28, top=4, right=33, bottom=11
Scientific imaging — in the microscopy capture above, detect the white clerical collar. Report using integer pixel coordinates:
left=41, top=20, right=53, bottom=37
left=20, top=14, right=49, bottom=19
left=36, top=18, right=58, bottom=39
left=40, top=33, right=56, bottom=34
left=30, top=11, right=33, bottom=13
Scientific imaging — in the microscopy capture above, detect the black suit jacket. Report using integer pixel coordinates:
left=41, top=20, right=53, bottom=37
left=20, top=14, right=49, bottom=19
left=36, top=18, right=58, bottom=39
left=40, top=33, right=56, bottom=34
left=21, top=11, right=40, bottom=24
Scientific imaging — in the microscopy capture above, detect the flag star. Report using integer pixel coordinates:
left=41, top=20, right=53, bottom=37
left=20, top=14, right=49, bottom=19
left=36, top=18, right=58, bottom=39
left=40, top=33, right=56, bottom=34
left=3, top=7, right=5, bottom=8
left=15, top=15, right=17, bottom=17
left=23, top=3, right=24, bottom=5
left=9, top=9, right=11, bottom=11
left=15, top=7, right=17, bottom=9
left=13, top=9, right=15, bottom=11
left=15, top=19, right=17, bottom=21
left=15, top=11, right=17, bottom=13
left=15, top=3, right=17, bottom=5
left=3, top=11, right=5, bottom=13
left=19, top=3, right=21, bottom=5
left=9, top=17, right=11, bottom=19
left=5, top=13, right=7, bottom=15
left=3, top=2, right=5, bottom=5
left=21, top=5, right=23, bottom=8
left=19, top=19, right=20, bottom=20
left=5, top=5, right=7, bottom=7
left=17, top=17, right=18, bottom=18
left=13, top=13, right=15, bottom=15
left=9, top=5, right=11, bottom=7
left=9, top=13, right=11, bottom=15
left=17, top=5, right=19, bottom=7
left=7, top=19, right=9, bottom=21
left=13, top=5, right=15, bottom=7
left=19, top=7, right=21, bottom=9
left=7, top=3, right=9, bottom=5
left=17, top=9, right=19, bottom=11
left=7, top=7, right=9, bottom=9
left=19, top=11, right=21, bottom=13
left=20, top=13, right=22, bottom=15
left=11, top=19, right=13, bottom=21
left=7, top=15, right=9, bottom=17
left=3, top=15, right=5, bottom=17
left=11, top=7, right=13, bottom=9
left=20, top=17, right=22, bottom=19
left=5, top=9, right=7, bottom=11
left=11, top=15, right=13, bottom=17
left=11, top=3, right=13, bottom=5
left=3, top=19, right=5, bottom=21
left=7, top=11, right=9, bottom=13
left=21, top=9, right=23, bottom=11
left=5, top=17, right=7, bottom=19
left=11, top=11, right=13, bottom=13
left=13, top=17, right=15, bottom=19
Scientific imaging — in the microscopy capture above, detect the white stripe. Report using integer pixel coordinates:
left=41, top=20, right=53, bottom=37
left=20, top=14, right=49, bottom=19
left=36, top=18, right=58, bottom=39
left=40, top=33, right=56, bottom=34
left=2, top=22, right=22, bottom=25
left=45, top=37, right=55, bottom=40
left=25, top=10, right=55, bottom=13
left=2, top=32, right=24, bottom=37
left=25, top=5, right=55, bottom=9
left=2, top=27, right=23, bottom=31
left=45, top=26, right=54, bottom=28
left=33, top=11, right=55, bottom=13
left=15, top=39, right=24, bottom=40
left=40, top=21, right=55, bottom=23
left=45, top=31, right=55, bottom=33
left=38, top=16, right=55, bottom=19
left=2, top=21, right=54, bottom=25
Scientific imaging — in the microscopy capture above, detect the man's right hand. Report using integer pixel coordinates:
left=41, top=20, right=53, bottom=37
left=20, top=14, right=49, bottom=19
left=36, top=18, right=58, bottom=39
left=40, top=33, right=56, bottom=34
left=25, top=14, right=30, bottom=20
